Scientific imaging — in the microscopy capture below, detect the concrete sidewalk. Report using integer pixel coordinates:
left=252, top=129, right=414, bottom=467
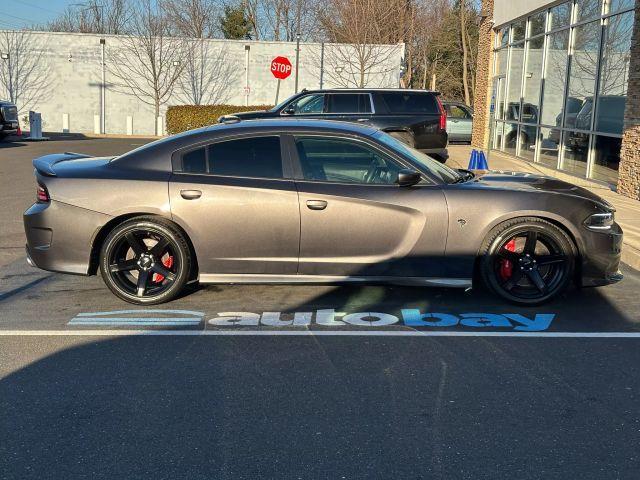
left=448, top=145, right=640, bottom=270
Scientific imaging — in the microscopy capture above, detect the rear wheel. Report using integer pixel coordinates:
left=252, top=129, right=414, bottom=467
left=479, top=218, right=576, bottom=305
left=100, top=217, right=192, bottom=305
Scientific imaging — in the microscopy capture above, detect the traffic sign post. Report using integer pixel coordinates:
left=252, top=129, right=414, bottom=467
left=271, top=56, right=292, bottom=105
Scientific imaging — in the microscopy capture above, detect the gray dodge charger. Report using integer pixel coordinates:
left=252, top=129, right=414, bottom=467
left=24, top=119, right=623, bottom=305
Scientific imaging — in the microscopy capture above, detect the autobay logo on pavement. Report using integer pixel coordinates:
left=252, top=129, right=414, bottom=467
left=208, top=310, right=555, bottom=332
left=69, top=310, right=204, bottom=326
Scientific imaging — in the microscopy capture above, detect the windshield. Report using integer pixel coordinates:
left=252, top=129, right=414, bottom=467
left=373, top=131, right=463, bottom=184
left=271, top=94, right=299, bottom=112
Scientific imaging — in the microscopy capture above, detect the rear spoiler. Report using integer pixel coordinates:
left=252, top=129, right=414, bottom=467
left=33, top=152, right=91, bottom=177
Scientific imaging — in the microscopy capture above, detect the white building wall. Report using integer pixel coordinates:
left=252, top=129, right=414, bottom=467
left=493, top=0, right=557, bottom=26
left=2, top=31, right=404, bottom=136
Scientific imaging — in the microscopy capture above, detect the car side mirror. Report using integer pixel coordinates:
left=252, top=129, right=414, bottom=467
left=282, top=106, right=295, bottom=115
left=397, top=169, right=421, bottom=187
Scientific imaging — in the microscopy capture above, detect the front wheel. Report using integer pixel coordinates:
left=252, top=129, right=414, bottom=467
left=100, top=217, right=192, bottom=305
left=479, top=218, right=576, bottom=305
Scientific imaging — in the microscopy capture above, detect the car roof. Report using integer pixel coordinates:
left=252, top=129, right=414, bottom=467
left=205, top=118, right=379, bottom=135
left=114, top=118, right=382, bottom=170
left=298, top=88, right=440, bottom=95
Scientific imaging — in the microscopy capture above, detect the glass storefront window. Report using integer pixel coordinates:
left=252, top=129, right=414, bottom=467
left=562, top=131, right=589, bottom=177
left=495, top=48, right=508, bottom=77
left=591, top=135, right=621, bottom=183
left=564, top=20, right=601, bottom=129
left=595, top=11, right=633, bottom=134
left=541, top=29, right=569, bottom=126
left=512, top=20, right=526, bottom=42
left=504, top=123, right=518, bottom=156
left=522, top=36, right=544, bottom=122
left=491, top=0, right=628, bottom=187
left=529, top=11, right=547, bottom=37
left=609, top=0, right=635, bottom=12
left=495, top=75, right=507, bottom=121
left=506, top=43, right=525, bottom=120
left=549, top=2, right=571, bottom=30
left=493, top=122, right=504, bottom=150
left=576, top=0, right=603, bottom=22
left=499, top=26, right=509, bottom=47
left=539, top=128, right=561, bottom=168
left=518, top=125, right=537, bottom=162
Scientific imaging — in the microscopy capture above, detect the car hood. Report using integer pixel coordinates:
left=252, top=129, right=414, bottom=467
left=469, top=170, right=614, bottom=210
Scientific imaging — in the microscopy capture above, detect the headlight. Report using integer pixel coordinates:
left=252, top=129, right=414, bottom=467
left=584, top=212, right=614, bottom=231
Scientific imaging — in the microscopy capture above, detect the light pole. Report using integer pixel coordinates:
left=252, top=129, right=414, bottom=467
left=99, top=38, right=105, bottom=134
left=294, top=32, right=301, bottom=93
left=319, top=42, right=324, bottom=89
left=1, top=53, right=11, bottom=104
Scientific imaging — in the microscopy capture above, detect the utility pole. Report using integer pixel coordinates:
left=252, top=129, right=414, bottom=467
left=294, top=32, right=301, bottom=93
left=100, top=38, right=105, bottom=134
left=319, top=42, right=324, bottom=89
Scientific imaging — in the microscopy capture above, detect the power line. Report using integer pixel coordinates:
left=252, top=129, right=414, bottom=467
left=13, top=0, right=64, bottom=16
left=0, top=19, right=28, bottom=30
left=1, top=12, right=34, bottom=26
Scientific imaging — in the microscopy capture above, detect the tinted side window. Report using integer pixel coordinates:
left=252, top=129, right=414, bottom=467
left=288, top=94, right=325, bottom=114
left=379, top=93, right=438, bottom=114
left=182, top=147, right=207, bottom=173
left=208, top=136, right=283, bottom=179
left=295, top=136, right=401, bottom=185
left=326, top=94, right=372, bottom=114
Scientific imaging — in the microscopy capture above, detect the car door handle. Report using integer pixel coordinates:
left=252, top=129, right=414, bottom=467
left=306, top=199, right=327, bottom=210
left=180, top=189, right=202, bottom=200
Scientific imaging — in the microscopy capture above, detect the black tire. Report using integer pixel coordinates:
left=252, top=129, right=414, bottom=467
left=100, top=216, right=192, bottom=305
left=479, top=217, right=576, bottom=305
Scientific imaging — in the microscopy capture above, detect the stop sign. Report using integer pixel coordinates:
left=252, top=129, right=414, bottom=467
left=271, top=56, right=292, bottom=80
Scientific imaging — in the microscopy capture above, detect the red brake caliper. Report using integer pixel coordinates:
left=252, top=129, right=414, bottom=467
left=152, top=255, right=173, bottom=283
left=499, top=238, right=516, bottom=280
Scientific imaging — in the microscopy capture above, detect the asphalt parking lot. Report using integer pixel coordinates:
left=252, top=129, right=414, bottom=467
left=2, top=135, right=640, bottom=479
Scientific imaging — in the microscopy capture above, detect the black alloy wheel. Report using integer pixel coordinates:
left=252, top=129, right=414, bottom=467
left=100, top=217, right=192, bottom=305
left=480, top=217, right=576, bottom=305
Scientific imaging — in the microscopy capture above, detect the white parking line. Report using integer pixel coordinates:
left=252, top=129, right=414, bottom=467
left=1, top=330, right=640, bottom=337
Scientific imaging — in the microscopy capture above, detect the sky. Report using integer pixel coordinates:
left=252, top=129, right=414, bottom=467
left=0, top=0, right=73, bottom=30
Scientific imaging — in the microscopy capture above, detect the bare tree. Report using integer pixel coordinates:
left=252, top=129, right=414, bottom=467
left=0, top=30, right=54, bottom=113
left=262, top=0, right=318, bottom=41
left=317, top=0, right=403, bottom=88
left=459, top=0, right=471, bottom=104
left=406, top=0, right=479, bottom=102
left=47, top=0, right=132, bottom=34
left=177, top=40, right=238, bottom=104
left=162, top=0, right=221, bottom=38
left=106, top=0, right=186, bottom=134
left=243, top=0, right=263, bottom=40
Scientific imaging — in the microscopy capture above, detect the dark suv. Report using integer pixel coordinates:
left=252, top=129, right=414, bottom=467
left=0, top=100, right=19, bottom=140
left=222, top=89, right=449, bottom=162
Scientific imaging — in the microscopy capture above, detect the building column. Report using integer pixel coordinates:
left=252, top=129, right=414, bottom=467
left=471, top=0, right=496, bottom=151
left=617, top=3, right=640, bottom=201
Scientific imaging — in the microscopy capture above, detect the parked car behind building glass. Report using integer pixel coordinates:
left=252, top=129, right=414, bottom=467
left=442, top=101, right=473, bottom=143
